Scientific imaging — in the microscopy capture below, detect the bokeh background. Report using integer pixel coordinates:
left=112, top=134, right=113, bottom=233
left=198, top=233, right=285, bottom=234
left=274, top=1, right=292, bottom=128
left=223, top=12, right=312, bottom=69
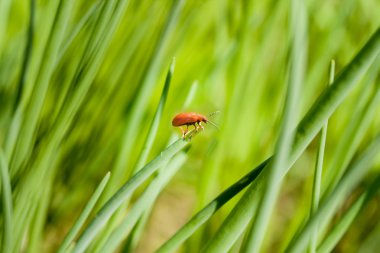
left=0, top=0, right=380, bottom=252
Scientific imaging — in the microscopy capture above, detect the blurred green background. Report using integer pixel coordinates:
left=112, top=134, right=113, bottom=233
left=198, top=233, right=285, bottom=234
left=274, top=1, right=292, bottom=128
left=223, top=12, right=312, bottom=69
left=0, top=0, right=380, bottom=252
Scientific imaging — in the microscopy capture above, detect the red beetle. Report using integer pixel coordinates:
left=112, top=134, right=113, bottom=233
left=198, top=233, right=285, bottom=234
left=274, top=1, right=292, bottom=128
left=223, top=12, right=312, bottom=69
left=172, top=112, right=218, bottom=138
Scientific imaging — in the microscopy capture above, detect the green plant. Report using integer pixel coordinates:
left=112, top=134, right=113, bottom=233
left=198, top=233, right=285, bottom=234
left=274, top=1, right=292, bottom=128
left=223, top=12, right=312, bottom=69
left=1, top=1, right=380, bottom=253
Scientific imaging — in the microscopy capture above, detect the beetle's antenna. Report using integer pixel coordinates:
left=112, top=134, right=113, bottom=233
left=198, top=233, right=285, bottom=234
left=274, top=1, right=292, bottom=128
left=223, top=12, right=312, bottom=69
left=208, top=110, right=220, bottom=118
left=207, top=119, right=219, bottom=130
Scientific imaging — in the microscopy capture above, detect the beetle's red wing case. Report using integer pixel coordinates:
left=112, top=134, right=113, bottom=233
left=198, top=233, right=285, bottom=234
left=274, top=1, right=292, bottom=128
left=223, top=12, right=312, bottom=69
left=172, top=112, right=200, bottom=126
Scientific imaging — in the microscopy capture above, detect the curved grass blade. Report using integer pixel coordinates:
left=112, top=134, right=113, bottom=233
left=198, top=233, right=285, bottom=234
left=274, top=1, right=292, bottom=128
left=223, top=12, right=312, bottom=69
left=284, top=133, right=380, bottom=253
left=57, top=172, right=111, bottom=253
left=10, top=0, right=127, bottom=249
left=0, top=149, right=13, bottom=253
left=121, top=79, right=199, bottom=253
left=71, top=136, right=194, bottom=253
left=57, top=1, right=102, bottom=62
left=309, top=60, right=335, bottom=253
left=92, top=57, right=175, bottom=252
left=13, top=0, right=35, bottom=113
left=317, top=174, right=380, bottom=253
left=324, top=55, right=380, bottom=194
left=155, top=159, right=269, bottom=253
left=241, top=0, right=307, bottom=252
left=134, top=57, right=175, bottom=174
left=99, top=153, right=187, bottom=253
left=103, top=0, right=185, bottom=201
left=8, top=0, right=75, bottom=173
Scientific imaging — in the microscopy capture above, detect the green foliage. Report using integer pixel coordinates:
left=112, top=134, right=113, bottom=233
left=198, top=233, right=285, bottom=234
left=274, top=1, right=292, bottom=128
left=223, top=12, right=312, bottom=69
left=0, top=0, right=380, bottom=253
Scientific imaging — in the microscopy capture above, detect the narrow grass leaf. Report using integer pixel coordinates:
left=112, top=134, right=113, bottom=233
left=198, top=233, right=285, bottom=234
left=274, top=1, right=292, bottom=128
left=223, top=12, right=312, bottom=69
left=285, top=133, right=380, bottom=253
left=117, top=59, right=179, bottom=253
left=8, top=0, right=75, bottom=173
left=0, top=149, right=13, bottom=253
left=104, top=0, right=185, bottom=200
left=324, top=55, right=380, bottom=194
left=57, top=172, right=111, bottom=253
left=72, top=136, right=192, bottom=253
left=13, top=0, right=35, bottom=112
left=133, top=57, right=175, bottom=174
left=317, top=174, right=380, bottom=253
left=57, top=1, right=102, bottom=62
left=155, top=159, right=269, bottom=253
left=241, top=0, right=307, bottom=252
left=309, top=60, right=334, bottom=253
left=99, top=153, right=187, bottom=253
left=92, top=57, right=175, bottom=251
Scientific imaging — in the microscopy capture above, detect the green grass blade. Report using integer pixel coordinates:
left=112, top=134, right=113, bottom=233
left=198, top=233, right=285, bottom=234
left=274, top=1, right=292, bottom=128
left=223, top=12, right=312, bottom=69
left=324, top=55, right=380, bottom=194
left=91, top=57, right=175, bottom=252
left=175, top=27, right=380, bottom=252
left=13, top=0, right=35, bottom=113
left=133, top=57, right=175, bottom=174
left=8, top=0, right=75, bottom=173
left=57, top=1, right=101, bottom=62
left=182, top=81, right=199, bottom=110
left=116, top=58, right=178, bottom=253
left=0, top=149, right=13, bottom=253
left=57, top=172, right=111, bottom=253
left=9, top=0, right=125, bottom=244
left=104, top=0, right=185, bottom=201
left=285, top=133, right=380, bottom=253
left=241, top=0, right=307, bottom=252
left=72, top=137, right=192, bottom=253
left=99, top=153, right=187, bottom=253
left=309, top=60, right=335, bottom=253
left=317, top=174, right=380, bottom=253
left=155, top=159, right=269, bottom=253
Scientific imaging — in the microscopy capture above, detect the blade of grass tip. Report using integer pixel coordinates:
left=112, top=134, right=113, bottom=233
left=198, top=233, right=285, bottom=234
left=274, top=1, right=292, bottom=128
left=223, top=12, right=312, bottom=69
left=133, top=57, right=175, bottom=174
left=195, top=27, right=380, bottom=253
left=99, top=153, right=187, bottom=253
left=0, top=149, right=13, bottom=253
left=114, top=59, right=177, bottom=253
left=71, top=136, right=194, bottom=253
left=317, top=174, right=380, bottom=253
left=285, top=133, right=380, bottom=253
left=91, top=57, right=175, bottom=251
left=57, top=172, right=111, bottom=253
left=183, top=80, right=199, bottom=110
left=309, top=60, right=335, bottom=253
left=12, top=0, right=35, bottom=113
left=324, top=55, right=380, bottom=194
left=103, top=0, right=185, bottom=201
left=8, top=0, right=75, bottom=173
left=238, top=0, right=307, bottom=252
left=155, top=158, right=270, bottom=253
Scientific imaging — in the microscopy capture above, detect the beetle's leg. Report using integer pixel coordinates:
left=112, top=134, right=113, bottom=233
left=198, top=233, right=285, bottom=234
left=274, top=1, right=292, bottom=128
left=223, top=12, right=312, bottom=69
left=183, top=125, right=189, bottom=139
left=179, top=127, right=185, bottom=139
left=193, top=123, right=198, bottom=131
left=198, top=121, right=204, bottom=130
